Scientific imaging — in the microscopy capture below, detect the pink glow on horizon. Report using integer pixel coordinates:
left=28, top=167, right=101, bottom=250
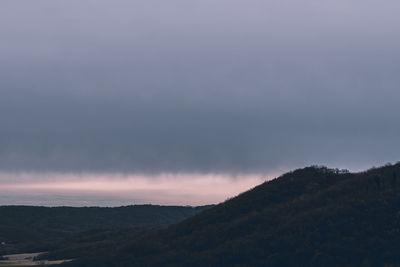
left=0, top=173, right=277, bottom=206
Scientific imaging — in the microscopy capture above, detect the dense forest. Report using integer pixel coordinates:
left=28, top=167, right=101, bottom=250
left=0, top=205, right=210, bottom=256
left=53, top=163, right=400, bottom=266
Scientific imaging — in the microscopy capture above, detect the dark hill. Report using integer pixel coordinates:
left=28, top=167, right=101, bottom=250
left=0, top=205, right=210, bottom=255
left=67, top=163, right=400, bottom=266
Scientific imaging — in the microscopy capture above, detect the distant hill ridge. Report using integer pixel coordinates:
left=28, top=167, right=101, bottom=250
left=0, top=205, right=211, bottom=255
left=67, top=163, right=400, bottom=266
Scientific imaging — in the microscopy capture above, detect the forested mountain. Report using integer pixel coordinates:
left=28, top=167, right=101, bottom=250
left=0, top=205, right=210, bottom=255
left=62, top=163, right=400, bottom=266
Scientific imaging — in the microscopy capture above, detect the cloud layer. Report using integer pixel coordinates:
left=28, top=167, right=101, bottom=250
left=0, top=172, right=267, bottom=205
left=1, top=0, right=400, bottom=174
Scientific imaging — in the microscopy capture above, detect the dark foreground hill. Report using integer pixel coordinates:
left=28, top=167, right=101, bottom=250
left=62, top=163, right=400, bottom=266
left=0, top=205, right=210, bottom=255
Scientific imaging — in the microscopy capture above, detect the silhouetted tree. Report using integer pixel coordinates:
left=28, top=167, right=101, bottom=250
left=392, top=172, right=397, bottom=187
left=374, top=175, right=381, bottom=188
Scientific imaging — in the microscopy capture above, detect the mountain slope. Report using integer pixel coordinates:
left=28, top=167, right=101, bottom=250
left=69, top=164, right=400, bottom=266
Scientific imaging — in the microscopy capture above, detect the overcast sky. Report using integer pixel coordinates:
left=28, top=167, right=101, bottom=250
left=1, top=0, right=400, bottom=185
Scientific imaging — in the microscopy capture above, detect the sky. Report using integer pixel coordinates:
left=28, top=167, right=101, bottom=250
left=1, top=0, right=400, bottom=206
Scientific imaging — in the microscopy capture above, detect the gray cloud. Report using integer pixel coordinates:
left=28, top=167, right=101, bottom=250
left=1, top=0, right=400, bottom=174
